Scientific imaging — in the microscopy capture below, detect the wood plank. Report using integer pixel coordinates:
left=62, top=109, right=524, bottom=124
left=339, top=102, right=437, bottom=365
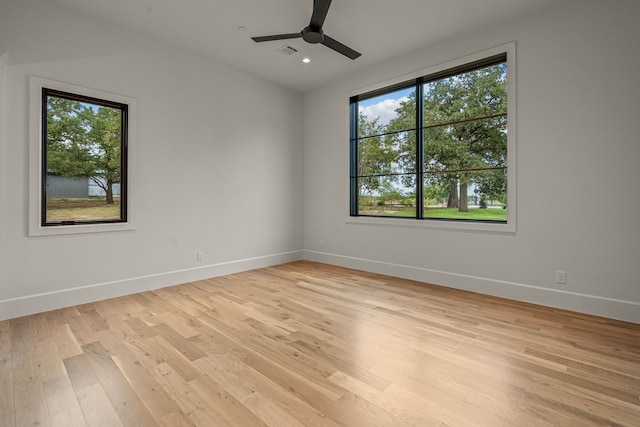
left=42, top=375, right=86, bottom=427
left=12, top=352, right=51, bottom=427
left=188, top=375, right=269, bottom=427
left=52, top=323, right=83, bottom=359
left=133, top=334, right=203, bottom=382
left=194, top=354, right=339, bottom=427
left=75, top=383, right=123, bottom=427
left=111, top=354, right=181, bottom=420
left=11, top=317, right=52, bottom=427
left=64, top=354, right=99, bottom=392
left=150, top=362, right=224, bottom=426
left=151, top=323, right=207, bottom=361
left=328, top=370, right=443, bottom=427
left=82, top=341, right=160, bottom=427
left=0, top=320, right=15, bottom=427
left=159, top=411, right=196, bottom=427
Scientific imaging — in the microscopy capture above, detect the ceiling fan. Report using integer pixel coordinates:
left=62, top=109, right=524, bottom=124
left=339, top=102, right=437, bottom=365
left=251, top=0, right=361, bottom=60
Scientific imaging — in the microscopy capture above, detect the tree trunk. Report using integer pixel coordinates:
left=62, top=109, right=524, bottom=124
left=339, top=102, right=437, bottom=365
left=459, top=181, right=468, bottom=212
left=106, top=180, right=114, bottom=204
left=447, top=179, right=458, bottom=208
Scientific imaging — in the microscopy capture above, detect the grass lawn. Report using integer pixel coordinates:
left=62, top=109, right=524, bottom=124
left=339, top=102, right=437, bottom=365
left=359, top=206, right=507, bottom=221
left=46, top=197, right=120, bottom=221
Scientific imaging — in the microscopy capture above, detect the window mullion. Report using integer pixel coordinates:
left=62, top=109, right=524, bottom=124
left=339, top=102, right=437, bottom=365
left=349, top=99, right=359, bottom=216
left=415, top=78, right=424, bottom=219
left=41, top=89, right=49, bottom=227
left=120, top=105, right=129, bottom=222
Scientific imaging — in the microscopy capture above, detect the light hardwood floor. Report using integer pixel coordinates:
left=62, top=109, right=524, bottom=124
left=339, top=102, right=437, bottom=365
left=1, top=261, right=639, bottom=426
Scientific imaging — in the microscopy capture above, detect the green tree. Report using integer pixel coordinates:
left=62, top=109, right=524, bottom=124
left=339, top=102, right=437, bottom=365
left=83, top=107, right=123, bottom=204
left=46, top=97, right=123, bottom=205
left=385, top=95, right=417, bottom=188
left=46, top=97, right=92, bottom=177
left=357, top=113, right=397, bottom=199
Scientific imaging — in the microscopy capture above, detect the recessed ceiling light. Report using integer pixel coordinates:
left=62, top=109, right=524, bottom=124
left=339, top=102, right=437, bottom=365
left=302, top=57, right=311, bottom=63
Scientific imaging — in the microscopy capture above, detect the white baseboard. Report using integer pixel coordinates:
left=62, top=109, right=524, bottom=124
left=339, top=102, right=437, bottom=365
left=0, top=250, right=303, bottom=321
left=4, top=249, right=637, bottom=324
left=303, top=250, right=640, bottom=324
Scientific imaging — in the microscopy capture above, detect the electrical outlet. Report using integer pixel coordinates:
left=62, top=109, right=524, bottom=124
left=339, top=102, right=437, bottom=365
left=318, top=240, right=324, bottom=249
left=197, top=251, right=205, bottom=262
left=555, top=270, right=566, bottom=284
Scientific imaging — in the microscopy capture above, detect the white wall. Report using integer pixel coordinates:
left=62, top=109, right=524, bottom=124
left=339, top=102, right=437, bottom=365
left=0, top=0, right=304, bottom=319
left=303, top=0, right=640, bottom=322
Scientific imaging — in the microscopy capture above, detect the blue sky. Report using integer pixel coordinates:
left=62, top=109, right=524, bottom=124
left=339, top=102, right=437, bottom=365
left=358, top=87, right=414, bottom=125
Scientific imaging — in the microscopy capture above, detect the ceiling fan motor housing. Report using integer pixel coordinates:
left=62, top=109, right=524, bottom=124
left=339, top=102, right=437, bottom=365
left=302, top=27, right=324, bottom=44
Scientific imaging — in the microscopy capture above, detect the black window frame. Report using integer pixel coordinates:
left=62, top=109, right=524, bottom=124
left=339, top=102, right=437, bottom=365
left=349, top=52, right=508, bottom=224
left=41, top=88, right=129, bottom=227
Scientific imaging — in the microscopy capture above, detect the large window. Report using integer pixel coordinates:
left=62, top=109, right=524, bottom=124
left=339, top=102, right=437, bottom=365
left=29, top=77, right=136, bottom=236
left=350, top=49, right=513, bottom=228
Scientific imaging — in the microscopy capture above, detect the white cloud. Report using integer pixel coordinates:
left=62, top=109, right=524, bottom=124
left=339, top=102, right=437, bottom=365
left=359, top=96, right=409, bottom=126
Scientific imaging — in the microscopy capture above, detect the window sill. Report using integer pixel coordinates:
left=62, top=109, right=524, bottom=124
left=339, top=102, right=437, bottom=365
left=346, top=215, right=515, bottom=233
left=28, top=221, right=135, bottom=237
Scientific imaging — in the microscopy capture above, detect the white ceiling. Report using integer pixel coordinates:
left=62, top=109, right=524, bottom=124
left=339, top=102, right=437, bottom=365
left=52, top=0, right=567, bottom=93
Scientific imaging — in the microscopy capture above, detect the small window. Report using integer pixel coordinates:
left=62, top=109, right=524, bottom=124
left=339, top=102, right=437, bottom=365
left=350, top=48, right=513, bottom=229
left=29, top=77, right=136, bottom=236
left=42, top=89, right=128, bottom=226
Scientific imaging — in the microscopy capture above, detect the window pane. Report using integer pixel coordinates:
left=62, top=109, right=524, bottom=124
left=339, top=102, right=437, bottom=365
left=358, top=87, right=416, bottom=137
left=423, top=168, right=507, bottom=222
left=357, top=130, right=417, bottom=178
left=423, top=63, right=507, bottom=128
left=44, top=91, right=126, bottom=224
left=423, top=116, right=507, bottom=174
left=420, top=60, right=507, bottom=223
left=357, top=174, right=416, bottom=217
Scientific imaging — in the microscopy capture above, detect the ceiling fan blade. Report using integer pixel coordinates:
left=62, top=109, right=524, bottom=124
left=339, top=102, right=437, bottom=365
left=321, top=34, right=361, bottom=60
left=309, top=0, right=332, bottom=29
left=252, top=33, right=302, bottom=42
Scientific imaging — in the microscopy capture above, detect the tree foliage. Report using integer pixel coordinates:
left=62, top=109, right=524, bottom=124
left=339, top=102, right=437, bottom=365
left=46, top=96, right=123, bottom=204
